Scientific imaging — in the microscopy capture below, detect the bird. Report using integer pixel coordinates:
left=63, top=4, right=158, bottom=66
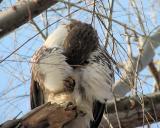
left=30, top=20, right=114, bottom=128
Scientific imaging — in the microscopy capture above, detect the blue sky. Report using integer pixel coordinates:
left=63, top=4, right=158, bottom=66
left=0, top=0, right=160, bottom=127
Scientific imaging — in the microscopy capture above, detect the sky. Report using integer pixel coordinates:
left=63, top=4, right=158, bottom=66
left=0, top=0, right=160, bottom=127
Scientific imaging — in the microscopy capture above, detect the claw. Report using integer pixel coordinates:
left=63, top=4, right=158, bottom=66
left=65, top=102, right=77, bottom=111
left=77, top=110, right=86, bottom=117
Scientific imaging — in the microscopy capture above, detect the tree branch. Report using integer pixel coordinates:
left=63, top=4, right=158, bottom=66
left=113, top=29, right=160, bottom=97
left=0, top=102, right=77, bottom=128
left=0, top=0, right=58, bottom=38
left=102, top=92, right=160, bottom=128
left=1, top=92, right=160, bottom=128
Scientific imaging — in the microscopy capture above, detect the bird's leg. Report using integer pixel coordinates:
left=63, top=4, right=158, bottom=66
left=63, top=77, right=86, bottom=117
left=65, top=102, right=86, bottom=117
left=63, top=76, right=76, bottom=112
left=65, top=104, right=86, bottom=117
left=77, top=110, right=86, bottom=117
left=63, top=76, right=75, bottom=92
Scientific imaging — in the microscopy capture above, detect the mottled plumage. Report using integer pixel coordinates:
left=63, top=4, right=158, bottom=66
left=30, top=20, right=114, bottom=128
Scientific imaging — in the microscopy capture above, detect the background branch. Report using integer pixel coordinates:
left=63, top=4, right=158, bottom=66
left=102, top=92, right=160, bottom=128
left=113, top=29, right=160, bottom=97
left=0, top=0, right=58, bottom=38
left=149, top=61, right=160, bottom=91
left=1, top=92, right=160, bottom=128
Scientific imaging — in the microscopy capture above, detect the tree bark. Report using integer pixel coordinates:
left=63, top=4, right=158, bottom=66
left=103, top=92, right=160, bottom=128
left=1, top=92, right=160, bottom=128
left=0, top=102, right=77, bottom=128
left=0, top=0, right=58, bottom=38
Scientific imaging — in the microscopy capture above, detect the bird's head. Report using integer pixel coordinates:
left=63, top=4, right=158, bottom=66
left=43, top=20, right=78, bottom=48
left=43, top=20, right=89, bottom=49
left=44, top=20, right=99, bottom=65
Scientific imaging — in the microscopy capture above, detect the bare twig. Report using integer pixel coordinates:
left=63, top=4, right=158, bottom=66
left=60, top=1, right=142, bottom=36
left=30, top=19, right=47, bottom=40
left=105, top=0, right=114, bottom=48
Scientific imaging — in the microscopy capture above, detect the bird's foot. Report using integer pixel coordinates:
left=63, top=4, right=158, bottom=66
left=77, top=110, right=86, bottom=117
left=64, top=102, right=86, bottom=117
left=64, top=77, right=75, bottom=92
left=64, top=102, right=77, bottom=111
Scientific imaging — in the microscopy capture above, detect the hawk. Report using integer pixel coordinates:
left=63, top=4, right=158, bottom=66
left=30, top=20, right=114, bottom=128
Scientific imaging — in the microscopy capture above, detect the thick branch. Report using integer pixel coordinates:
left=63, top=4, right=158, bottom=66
left=0, top=103, right=76, bottom=128
left=102, top=92, right=160, bottom=128
left=0, top=0, right=58, bottom=38
left=1, top=92, right=160, bottom=128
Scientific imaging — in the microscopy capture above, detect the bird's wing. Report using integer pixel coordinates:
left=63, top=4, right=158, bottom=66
left=30, top=47, right=46, bottom=109
left=85, top=48, right=115, bottom=128
left=90, top=101, right=105, bottom=128
left=30, top=46, right=73, bottom=109
left=30, top=75, right=44, bottom=109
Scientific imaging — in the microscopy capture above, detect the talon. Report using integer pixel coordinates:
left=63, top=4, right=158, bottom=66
left=77, top=110, right=86, bottom=117
left=64, top=77, right=75, bottom=92
left=65, top=102, right=77, bottom=111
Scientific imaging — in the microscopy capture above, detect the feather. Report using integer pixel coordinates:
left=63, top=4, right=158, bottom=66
left=90, top=101, right=105, bottom=128
left=64, top=20, right=98, bottom=66
left=30, top=75, right=44, bottom=109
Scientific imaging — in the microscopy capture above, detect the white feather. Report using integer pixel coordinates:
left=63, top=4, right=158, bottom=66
left=84, top=50, right=114, bottom=103
left=64, top=49, right=114, bottom=128
left=38, top=24, right=71, bottom=92
left=81, top=62, right=114, bottom=102
left=44, top=24, right=68, bottom=48
left=39, top=48, right=72, bottom=93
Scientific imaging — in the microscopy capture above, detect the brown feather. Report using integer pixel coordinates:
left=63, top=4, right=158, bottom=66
left=64, top=20, right=99, bottom=66
left=30, top=47, right=47, bottom=109
left=30, top=75, right=44, bottom=109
